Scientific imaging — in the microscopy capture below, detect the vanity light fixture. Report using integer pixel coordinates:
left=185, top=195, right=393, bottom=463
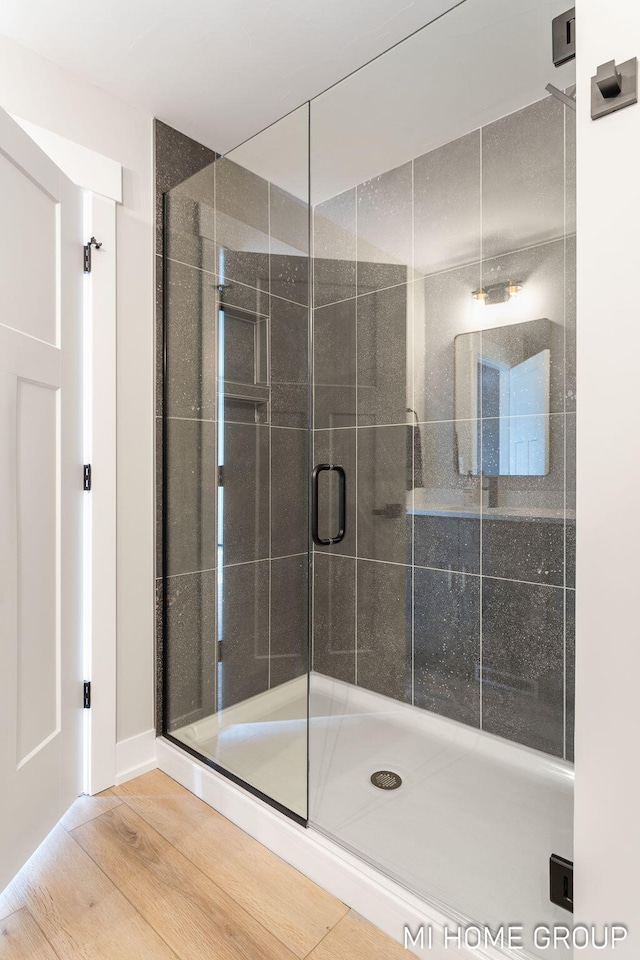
left=471, top=280, right=524, bottom=304
left=471, top=287, right=488, bottom=302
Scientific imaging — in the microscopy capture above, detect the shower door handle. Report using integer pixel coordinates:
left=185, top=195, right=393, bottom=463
left=312, top=464, right=346, bottom=546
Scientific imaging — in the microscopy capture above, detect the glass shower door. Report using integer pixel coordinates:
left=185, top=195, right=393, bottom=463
left=163, top=104, right=311, bottom=821
left=309, top=0, right=576, bottom=948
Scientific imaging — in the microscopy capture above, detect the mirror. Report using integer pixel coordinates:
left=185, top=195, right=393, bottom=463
left=455, top=317, right=555, bottom=476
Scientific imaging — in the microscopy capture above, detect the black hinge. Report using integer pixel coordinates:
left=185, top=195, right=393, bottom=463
left=83, top=236, right=102, bottom=273
left=83, top=464, right=92, bottom=491
left=218, top=465, right=224, bottom=487
left=83, top=681, right=91, bottom=709
left=550, top=854, right=574, bottom=912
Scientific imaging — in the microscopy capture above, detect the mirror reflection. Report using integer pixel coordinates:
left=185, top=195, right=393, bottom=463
left=455, top=318, right=555, bottom=476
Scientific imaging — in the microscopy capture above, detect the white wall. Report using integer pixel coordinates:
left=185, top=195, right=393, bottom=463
left=0, top=33, right=154, bottom=745
left=575, top=1, right=640, bottom=954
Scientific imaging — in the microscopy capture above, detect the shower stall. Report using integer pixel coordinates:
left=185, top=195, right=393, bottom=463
left=161, top=0, right=575, bottom=948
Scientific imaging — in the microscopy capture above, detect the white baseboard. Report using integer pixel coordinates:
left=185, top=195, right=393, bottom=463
left=115, top=728, right=157, bottom=785
left=156, top=737, right=527, bottom=960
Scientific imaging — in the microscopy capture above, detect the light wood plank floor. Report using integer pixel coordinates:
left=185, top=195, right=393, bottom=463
left=0, top=770, right=408, bottom=960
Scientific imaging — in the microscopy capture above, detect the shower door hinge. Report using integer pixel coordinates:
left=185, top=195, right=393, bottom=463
left=218, top=466, right=224, bottom=487
left=83, top=464, right=92, bottom=491
left=83, top=681, right=91, bottom=709
left=83, top=236, right=102, bottom=273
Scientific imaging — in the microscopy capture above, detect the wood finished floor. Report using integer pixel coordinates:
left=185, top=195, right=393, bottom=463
left=0, top=770, right=408, bottom=960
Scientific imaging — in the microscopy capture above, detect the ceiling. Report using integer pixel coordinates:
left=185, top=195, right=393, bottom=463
left=0, top=0, right=467, bottom=154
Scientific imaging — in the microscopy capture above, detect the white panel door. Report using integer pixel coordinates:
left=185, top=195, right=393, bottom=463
left=508, top=348, right=550, bottom=475
left=0, top=107, right=83, bottom=891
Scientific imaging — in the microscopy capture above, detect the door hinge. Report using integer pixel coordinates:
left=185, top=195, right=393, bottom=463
left=83, top=464, right=92, bottom=491
left=83, top=681, right=91, bottom=709
left=83, top=236, right=102, bottom=273
left=218, top=465, right=224, bottom=487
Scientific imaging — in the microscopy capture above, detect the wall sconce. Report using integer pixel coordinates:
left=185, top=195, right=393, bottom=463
left=471, top=280, right=524, bottom=304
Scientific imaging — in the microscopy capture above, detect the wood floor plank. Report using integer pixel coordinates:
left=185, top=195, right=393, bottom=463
left=73, top=804, right=299, bottom=960
left=112, top=770, right=348, bottom=958
left=0, top=884, right=23, bottom=923
left=11, top=825, right=179, bottom=960
left=59, top=792, right=123, bottom=832
left=0, top=908, right=59, bottom=960
left=307, top=911, right=408, bottom=960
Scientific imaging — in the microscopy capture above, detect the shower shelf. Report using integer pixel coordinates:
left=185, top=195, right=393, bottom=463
left=222, top=380, right=270, bottom=404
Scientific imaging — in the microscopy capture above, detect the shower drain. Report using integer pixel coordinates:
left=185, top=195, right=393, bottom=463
left=370, top=770, right=402, bottom=790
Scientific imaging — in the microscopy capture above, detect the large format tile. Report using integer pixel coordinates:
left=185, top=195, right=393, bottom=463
left=413, top=129, right=481, bottom=278
left=412, top=419, right=481, bottom=573
left=270, top=183, right=309, bottom=306
left=165, top=259, right=217, bottom=419
left=215, top=157, right=269, bottom=289
left=482, top=578, right=565, bottom=756
left=414, top=514, right=481, bottom=576
left=222, top=423, right=269, bottom=566
left=270, top=555, right=309, bottom=687
left=480, top=240, right=565, bottom=416
left=483, top=517, right=564, bottom=587
left=270, top=296, right=309, bottom=389
left=313, top=188, right=357, bottom=307
left=482, top=95, right=565, bottom=259
left=481, top=413, right=565, bottom=584
left=314, top=298, right=356, bottom=429
left=313, top=554, right=356, bottom=684
left=165, top=418, right=216, bottom=576
left=414, top=567, right=481, bottom=727
left=357, top=426, right=411, bottom=566
left=218, top=560, right=270, bottom=709
left=164, top=176, right=217, bottom=274
left=165, top=570, right=216, bottom=732
left=413, top=264, right=481, bottom=424
left=357, top=284, right=408, bottom=427
left=271, top=428, right=308, bottom=559
left=356, top=560, right=411, bottom=703
left=313, top=428, right=356, bottom=557
left=155, top=118, right=217, bottom=258
left=356, top=162, right=412, bottom=295
left=565, top=589, right=575, bottom=762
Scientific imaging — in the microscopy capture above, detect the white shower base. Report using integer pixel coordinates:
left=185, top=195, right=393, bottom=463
left=172, top=673, right=574, bottom=953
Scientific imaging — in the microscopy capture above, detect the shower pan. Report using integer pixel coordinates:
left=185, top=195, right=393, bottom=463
left=161, top=0, right=576, bottom=951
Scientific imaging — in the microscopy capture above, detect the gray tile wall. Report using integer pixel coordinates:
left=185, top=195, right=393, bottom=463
left=158, top=127, right=310, bottom=732
left=312, top=94, right=576, bottom=761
